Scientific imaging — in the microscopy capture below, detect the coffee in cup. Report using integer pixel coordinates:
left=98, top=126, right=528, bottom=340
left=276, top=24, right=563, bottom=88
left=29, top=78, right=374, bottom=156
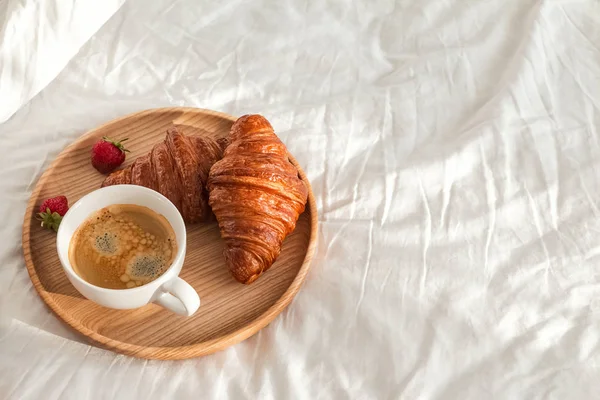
left=68, top=204, right=177, bottom=289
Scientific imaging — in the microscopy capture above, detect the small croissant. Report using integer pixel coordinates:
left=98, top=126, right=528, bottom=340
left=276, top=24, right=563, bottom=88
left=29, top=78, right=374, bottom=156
left=102, top=127, right=227, bottom=223
left=208, top=114, right=308, bottom=284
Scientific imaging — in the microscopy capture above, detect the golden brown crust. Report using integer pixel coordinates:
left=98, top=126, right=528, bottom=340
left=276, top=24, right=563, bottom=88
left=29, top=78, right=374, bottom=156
left=208, top=114, right=308, bottom=284
left=101, top=127, right=225, bottom=223
left=130, top=154, right=157, bottom=192
left=166, top=128, right=204, bottom=223
left=151, top=141, right=181, bottom=212
left=101, top=167, right=130, bottom=187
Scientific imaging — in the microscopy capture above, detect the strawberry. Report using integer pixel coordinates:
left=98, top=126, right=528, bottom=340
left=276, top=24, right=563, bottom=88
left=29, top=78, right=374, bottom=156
left=37, top=195, right=69, bottom=231
left=91, top=136, right=130, bottom=173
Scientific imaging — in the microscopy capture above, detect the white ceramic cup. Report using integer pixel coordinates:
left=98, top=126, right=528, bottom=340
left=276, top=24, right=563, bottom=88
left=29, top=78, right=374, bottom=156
left=56, top=185, right=200, bottom=316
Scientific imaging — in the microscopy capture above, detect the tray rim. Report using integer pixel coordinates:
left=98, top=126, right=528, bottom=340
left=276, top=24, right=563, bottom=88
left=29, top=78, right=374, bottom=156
left=21, top=106, right=318, bottom=359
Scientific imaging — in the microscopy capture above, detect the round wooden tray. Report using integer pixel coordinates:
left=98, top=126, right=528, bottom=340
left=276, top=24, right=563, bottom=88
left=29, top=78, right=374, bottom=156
left=22, top=107, right=317, bottom=360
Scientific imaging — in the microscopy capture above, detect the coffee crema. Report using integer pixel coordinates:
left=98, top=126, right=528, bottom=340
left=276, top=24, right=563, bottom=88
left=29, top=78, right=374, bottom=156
left=68, top=204, right=177, bottom=289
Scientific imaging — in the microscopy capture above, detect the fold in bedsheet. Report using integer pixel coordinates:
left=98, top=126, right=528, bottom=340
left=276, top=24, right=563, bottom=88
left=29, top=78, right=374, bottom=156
left=0, top=0, right=124, bottom=123
left=1, top=0, right=600, bottom=398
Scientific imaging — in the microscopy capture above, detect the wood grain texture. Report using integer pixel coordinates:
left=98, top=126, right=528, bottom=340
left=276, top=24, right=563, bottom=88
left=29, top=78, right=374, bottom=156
left=21, top=107, right=318, bottom=360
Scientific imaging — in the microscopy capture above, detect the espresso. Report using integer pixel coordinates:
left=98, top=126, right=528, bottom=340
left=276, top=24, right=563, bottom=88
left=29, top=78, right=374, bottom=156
left=69, top=204, right=177, bottom=289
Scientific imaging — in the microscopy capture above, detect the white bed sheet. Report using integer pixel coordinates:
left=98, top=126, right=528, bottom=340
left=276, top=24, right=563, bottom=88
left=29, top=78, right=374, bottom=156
left=1, top=0, right=600, bottom=398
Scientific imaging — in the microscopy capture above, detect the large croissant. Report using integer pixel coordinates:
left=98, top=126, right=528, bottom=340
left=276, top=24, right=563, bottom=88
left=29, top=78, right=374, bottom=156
left=102, top=126, right=227, bottom=223
left=208, top=115, right=308, bottom=284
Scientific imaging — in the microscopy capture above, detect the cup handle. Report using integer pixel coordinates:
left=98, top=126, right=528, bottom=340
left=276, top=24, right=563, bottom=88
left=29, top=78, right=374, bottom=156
left=154, top=277, right=200, bottom=316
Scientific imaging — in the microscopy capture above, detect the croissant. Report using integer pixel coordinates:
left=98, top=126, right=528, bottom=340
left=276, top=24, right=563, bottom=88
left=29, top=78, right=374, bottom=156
left=208, top=114, right=308, bottom=284
left=102, top=126, right=227, bottom=223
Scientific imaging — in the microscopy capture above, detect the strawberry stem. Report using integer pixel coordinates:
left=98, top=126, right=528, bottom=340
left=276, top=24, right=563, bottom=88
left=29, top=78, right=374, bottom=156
left=102, top=136, right=130, bottom=153
left=36, top=209, right=63, bottom=232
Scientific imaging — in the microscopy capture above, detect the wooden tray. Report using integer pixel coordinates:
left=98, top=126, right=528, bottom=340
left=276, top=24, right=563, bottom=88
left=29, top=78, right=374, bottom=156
left=22, top=107, right=317, bottom=360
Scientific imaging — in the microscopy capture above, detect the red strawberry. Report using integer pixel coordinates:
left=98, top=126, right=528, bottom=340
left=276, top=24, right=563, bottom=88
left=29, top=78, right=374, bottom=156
left=91, top=136, right=130, bottom=173
left=37, top=195, right=69, bottom=231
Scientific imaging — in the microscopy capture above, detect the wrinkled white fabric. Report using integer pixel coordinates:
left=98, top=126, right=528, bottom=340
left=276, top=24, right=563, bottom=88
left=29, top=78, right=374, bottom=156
left=0, top=0, right=125, bottom=123
left=2, top=0, right=600, bottom=398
